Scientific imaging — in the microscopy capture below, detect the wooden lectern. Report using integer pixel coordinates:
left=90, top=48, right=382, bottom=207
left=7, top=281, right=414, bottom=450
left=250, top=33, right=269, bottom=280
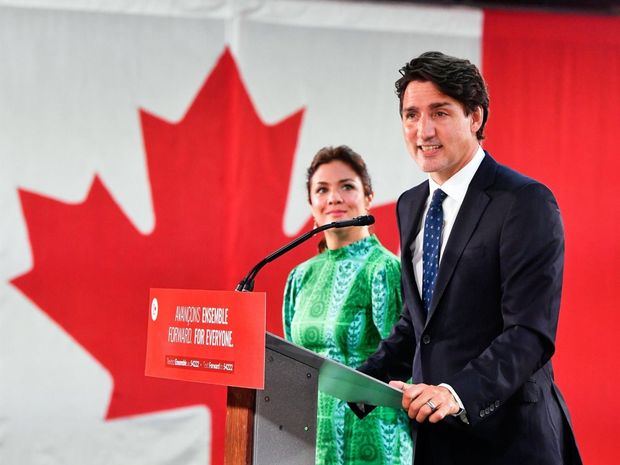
left=225, top=332, right=403, bottom=465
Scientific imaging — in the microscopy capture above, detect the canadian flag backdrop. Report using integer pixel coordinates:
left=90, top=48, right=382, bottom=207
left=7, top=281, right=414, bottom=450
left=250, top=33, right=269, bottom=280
left=0, top=1, right=617, bottom=464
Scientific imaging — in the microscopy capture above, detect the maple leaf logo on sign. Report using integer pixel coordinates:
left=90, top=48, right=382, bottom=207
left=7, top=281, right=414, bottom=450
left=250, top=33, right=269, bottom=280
left=11, top=48, right=399, bottom=464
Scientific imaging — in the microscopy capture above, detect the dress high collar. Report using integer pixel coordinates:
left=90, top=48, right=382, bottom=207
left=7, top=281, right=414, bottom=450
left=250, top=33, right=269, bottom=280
left=325, top=235, right=378, bottom=260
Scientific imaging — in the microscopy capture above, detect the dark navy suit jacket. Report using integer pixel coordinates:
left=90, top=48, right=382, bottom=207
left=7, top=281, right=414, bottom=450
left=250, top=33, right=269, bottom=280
left=356, top=154, right=582, bottom=465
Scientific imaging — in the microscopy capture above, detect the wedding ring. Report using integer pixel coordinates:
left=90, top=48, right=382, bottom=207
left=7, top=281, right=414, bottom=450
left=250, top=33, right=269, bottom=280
left=426, top=400, right=438, bottom=411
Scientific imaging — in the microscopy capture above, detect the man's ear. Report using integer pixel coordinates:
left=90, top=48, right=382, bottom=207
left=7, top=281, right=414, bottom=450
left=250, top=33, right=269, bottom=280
left=471, top=106, right=483, bottom=134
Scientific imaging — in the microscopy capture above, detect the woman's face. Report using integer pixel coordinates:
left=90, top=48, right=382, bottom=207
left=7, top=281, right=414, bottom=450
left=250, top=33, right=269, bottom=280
left=309, top=160, right=371, bottom=227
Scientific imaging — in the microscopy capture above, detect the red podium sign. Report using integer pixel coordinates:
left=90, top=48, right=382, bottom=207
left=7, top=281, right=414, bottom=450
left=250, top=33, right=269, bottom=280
left=145, top=288, right=266, bottom=389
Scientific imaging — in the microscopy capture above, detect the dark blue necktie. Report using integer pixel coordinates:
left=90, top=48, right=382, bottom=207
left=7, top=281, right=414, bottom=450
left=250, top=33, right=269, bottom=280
left=422, top=189, right=447, bottom=313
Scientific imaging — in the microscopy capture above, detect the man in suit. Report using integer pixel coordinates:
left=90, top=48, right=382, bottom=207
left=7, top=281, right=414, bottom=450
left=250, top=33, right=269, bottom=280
left=353, top=51, right=582, bottom=464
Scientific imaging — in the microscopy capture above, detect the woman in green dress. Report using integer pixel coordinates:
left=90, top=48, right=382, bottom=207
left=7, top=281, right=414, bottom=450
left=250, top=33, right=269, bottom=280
left=283, top=145, right=412, bottom=465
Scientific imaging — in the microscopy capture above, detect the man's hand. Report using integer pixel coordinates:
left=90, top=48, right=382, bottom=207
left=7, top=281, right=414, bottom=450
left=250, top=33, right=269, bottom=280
left=389, top=381, right=460, bottom=423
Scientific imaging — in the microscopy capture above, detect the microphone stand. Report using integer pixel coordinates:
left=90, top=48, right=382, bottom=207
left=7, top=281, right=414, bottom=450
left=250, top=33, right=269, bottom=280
left=235, top=215, right=374, bottom=292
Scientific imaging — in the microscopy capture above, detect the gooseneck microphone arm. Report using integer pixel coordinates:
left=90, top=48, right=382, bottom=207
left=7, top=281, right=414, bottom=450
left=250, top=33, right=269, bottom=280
left=235, top=215, right=375, bottom=292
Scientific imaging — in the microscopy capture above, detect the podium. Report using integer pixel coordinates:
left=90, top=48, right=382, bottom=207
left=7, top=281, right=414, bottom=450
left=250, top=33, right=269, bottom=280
left=143, top=289, right=400, bottom=464
left=225, top=332, right=403, bottom=465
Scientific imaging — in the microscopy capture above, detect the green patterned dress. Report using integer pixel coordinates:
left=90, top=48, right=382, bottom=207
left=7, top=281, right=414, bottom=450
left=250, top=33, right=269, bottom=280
left=283, top=235, right=412, bottom=465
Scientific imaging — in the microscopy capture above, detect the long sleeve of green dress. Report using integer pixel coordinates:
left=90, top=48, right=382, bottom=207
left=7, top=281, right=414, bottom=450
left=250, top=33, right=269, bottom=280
left=283, top=235, right=412, bottom=465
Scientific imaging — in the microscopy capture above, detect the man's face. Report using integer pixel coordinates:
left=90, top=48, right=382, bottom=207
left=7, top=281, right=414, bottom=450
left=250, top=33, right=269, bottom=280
left=401, top=80, right=482, bottom=184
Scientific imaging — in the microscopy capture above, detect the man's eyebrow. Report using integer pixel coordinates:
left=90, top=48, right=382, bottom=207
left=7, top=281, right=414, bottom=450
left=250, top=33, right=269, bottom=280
left=429, top=102, right=452, bottom=109
left=401, top=105, right=418, bottom=114
left=401, top=102, right=453, bottom=113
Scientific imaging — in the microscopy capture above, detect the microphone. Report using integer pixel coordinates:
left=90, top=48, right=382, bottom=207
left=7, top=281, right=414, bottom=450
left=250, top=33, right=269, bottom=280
left=330, top=215, right=375, bottom=228
left=236, top=215, right=375, bottom=292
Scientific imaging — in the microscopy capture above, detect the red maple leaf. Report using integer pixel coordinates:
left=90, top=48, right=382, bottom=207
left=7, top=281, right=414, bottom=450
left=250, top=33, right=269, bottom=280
left=11, top=49, right=398, bottom=464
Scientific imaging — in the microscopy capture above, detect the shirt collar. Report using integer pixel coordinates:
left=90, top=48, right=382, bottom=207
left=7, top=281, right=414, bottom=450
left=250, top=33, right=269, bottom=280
left=428, top=146, right=485, bottom=203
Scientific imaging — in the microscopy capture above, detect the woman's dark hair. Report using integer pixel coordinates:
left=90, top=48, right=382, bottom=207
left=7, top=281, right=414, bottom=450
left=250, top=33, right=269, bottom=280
left=306, top=145, right=373, bottom=252
left=395, top=51, right=490, bottom=140
left=306, top=145, right=373, bottom=202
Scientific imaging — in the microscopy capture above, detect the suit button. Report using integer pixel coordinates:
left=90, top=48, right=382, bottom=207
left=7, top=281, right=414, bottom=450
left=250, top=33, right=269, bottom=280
left=479, top=409, right=485, bottom=418
left=489, top=405, right=495, bottom=412
left=422, top=334, right=431, bottom=344
left=495, top=400, right=500, bottom=408
left=484, top=408, right=490, bottom=415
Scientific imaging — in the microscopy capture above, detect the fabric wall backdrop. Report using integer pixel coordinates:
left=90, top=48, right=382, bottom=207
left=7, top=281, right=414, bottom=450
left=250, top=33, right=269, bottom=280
left=0, top=1, right=616, bottom=464
left=483, top=11, right=620, bottom=463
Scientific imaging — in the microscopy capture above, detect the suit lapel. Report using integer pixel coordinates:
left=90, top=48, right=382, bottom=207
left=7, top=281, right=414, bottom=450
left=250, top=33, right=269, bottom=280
left=426, top=154, right=498, bottom=324
left=399, top=182, right=428, bottom=323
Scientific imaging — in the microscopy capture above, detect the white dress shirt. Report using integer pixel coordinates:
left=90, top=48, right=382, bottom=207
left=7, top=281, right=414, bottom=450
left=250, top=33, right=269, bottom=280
left=410, top=145, right=485, bottom=420
left=412, top=146, right=485, bottom=297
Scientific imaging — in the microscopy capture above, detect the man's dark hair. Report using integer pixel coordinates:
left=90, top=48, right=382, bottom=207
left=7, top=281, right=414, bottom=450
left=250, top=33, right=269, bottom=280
left=395, top=51, right=490, bottom=140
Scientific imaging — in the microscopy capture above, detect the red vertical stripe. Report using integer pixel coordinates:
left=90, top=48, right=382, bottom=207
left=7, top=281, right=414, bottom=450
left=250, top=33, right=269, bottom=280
left=483, top=10, right=620, bottom=464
